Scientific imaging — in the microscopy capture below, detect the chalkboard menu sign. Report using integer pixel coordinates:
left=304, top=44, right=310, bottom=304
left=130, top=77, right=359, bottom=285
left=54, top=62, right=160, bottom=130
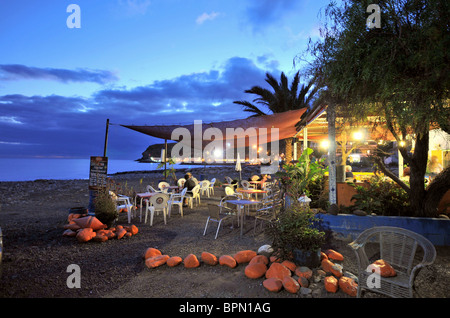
left=89, top=156, right=108, bottom=190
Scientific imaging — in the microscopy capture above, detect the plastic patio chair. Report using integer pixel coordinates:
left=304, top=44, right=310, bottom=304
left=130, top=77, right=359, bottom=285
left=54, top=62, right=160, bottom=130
left=200, top=180, right=211, bottom=197
left=349, top=226, right=437, bottom=298
left=208, top=178, right=216, bottom=195
left=144, top=193, right=169, bottom=226
left=158, top=181, right=170, bottom=193
left=177, top=178, right=186, bottom=187
left=168, top=187, right=187, bottom=217
left=203, top=204, right=233, bottom=239
left=186, top=184, right=201, bottom=208
left=110, top=191, right=134, bottom=224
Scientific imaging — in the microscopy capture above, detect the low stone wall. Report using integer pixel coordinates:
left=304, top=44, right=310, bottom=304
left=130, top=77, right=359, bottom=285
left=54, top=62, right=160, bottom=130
left=317, top=213, right=450, bottom=246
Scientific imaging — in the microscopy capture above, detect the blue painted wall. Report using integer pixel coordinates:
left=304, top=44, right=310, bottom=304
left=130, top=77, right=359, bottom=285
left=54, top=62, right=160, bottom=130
left=317, top=214, right=450, bottom=246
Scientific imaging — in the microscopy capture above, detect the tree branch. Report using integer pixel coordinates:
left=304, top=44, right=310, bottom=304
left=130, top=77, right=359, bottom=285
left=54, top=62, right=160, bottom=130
left=373, top=156, right=410, bottom=194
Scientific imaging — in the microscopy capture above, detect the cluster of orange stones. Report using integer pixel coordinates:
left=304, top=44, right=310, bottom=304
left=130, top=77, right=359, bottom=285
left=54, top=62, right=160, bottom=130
left=142, top=247, right=365, bottom=296
left=63, top=214, right=138, bottom=243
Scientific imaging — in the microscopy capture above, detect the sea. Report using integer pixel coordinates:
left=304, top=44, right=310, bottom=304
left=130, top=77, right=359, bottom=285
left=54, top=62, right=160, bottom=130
left=0, top=158, right=201, bottom=182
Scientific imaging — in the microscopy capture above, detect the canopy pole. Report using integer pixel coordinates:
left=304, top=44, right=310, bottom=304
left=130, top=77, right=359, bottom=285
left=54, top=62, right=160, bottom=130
left=103, top=118, right=109, bottom=157
left=327, top=105, right=337, bottom=205
left=164, top=139, right=168, bottom=180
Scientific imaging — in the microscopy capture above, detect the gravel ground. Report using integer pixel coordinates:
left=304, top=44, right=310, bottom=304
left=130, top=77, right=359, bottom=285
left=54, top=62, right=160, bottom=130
left=0, top=166, right=448, bottom=305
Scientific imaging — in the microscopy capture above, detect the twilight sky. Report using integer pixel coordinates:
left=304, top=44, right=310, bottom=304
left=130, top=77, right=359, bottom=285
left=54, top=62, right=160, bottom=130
left=0, top=0, right=329, bottom=160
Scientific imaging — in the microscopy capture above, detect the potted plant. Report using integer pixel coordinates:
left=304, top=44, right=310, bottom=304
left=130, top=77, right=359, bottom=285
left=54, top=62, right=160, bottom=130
left=94, top=187, right=118, bottom=228
left=276, top=147, right=328, bottom=207
left=267, top=202, right=325, bottom=268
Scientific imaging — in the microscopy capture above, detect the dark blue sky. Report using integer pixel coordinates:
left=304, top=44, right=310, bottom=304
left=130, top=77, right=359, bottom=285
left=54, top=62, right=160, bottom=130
left=0, top=0, right=328, bottom=160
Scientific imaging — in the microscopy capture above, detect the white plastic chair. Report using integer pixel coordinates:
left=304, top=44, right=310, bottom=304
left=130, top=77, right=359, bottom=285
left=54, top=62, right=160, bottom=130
left=225, top=186, right=243, bottom=198
left=168, top=188, right=187, bottom=217
left=158, top=181, right=170, bottom=193
left=144, top=193, right=169, bottom=226
left=200, top=180, right=211, bottom=197
left=110, top=191, right=134, bottom=223
left=186, top=184, right=201, bottom=208
left=147, top=185, right=160, bottom=193
left=209, top=178, right=216, bottom=195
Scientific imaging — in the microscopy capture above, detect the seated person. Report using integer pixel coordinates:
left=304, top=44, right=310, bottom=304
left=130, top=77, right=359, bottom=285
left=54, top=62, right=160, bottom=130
left=345, top=165, right=354, bottom=181
left=183, top=172, right=196, bottom=206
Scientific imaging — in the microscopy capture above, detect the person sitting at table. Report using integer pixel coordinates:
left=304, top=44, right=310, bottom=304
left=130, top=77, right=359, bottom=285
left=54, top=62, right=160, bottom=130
left=183, top=172, right=196, bottom=207
left=345, top=165, right=354, bottom=182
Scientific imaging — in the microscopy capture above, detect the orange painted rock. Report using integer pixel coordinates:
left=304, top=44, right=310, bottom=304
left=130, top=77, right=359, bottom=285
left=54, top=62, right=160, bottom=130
left=369, top=259, right=397, bottom=277
left=298, top=276, right=309, bottom=288
left=125, top=225, right=138, bottom=235
left=143, top=248, right=162, bottom=259
left=104, top=230, right=116, bottom=239
left=234, top=250, right=257, bottom=264
left=184, top=254, right=200, bottom=268
left=92, top=233, right=108, bottom=242
left=76, top=228, right=96, bottom=243
left=295, top=266, right=313, bottom=280
left=145, top=255, right=170, bottom=268
left=249, top=255, right=269, bottom=265
left=116, top=228, right=127, bottom=239
left=263, top=278, right=283, bottom=292
left=283, top=276, right=300, bottom=294
left=265, top=262, right=291, bottom=280
left=320, top=252, right=328, bottom=260
left=324, top=249, right=344, bottom=261
left=219, top=255, right=237, bottom=268
left=244, top=263, right=267, bottom=279
left=270, top=255, right=282, bottom=263
left=73, top=216, right=106, bottom=231
left=64, top=222, right=81, bottom=231
left=281, top=260, right=296, bottom=272
left=331, top=263, right=343, bottom=278
left=324, top=276, right=338, bottom=293
left=201, top=252, right=218, bottom=266
left=63, top=229, right=77, bottom=237
left=321, top=259, right=334, bottom=273
left=167, top=256, right=183, bottom=267
left=339, top=277, right=358, bottom=297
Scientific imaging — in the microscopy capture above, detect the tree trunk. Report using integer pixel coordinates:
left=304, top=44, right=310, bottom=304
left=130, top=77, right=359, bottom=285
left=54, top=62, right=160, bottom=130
left=285, top=137, right=293, bottom=164
left=408, top=131, right=429, bottom=216
left=423, top=166, right=450, bottom=217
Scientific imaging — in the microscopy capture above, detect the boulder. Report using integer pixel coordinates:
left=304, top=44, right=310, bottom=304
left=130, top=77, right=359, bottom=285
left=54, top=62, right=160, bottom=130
left=324, top=249, right=344, bottom=262
left=263, top=278, right=283, bottom=292
left=145, top=255, right=170, bottom=268
left=257, top=244, right=273, bottom=257
left=339, top=276, right=358, bottom=297
left=184, top=254, right=200, bottom=268
left=234, top=250, right=257, bottom=264
left=331, top=263, right=343, bottom=278
left=295, top=266, right=313, bottom=280
left=249, top=254, right=269, bottom=265
left=353, top=209, right=367, bottom=216
left=321, top=259, right=335, bottom=273
left=201, top=252, right=218, bottom=266
left=324, top=276, right=338, bottom=293
left=281, top=260, right=296, bottom=272
left=298, top=276, right=309, bottom=288
left=76, top=228, right=96, bottom=243
left=265, top=262, right=291, bottom=280
left=167, top=256, right=183, bottom=267
left=244, top=263, right=267, bottom=279
left=282, top=276, right=300, bottom=294
left=219, top=255, right=237, bottom=268
left=368, top=259, right=397, bottom=277
left=143, top=247, right=162, bottom=260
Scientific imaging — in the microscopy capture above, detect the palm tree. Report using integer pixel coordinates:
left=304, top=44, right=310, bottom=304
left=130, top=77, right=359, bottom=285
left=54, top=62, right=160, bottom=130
left=234, top=71, right=318, bottom=163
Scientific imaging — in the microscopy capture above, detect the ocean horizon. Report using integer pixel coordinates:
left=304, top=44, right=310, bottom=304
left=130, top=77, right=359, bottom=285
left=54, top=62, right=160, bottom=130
left=0, top=158, right=203, bottom=182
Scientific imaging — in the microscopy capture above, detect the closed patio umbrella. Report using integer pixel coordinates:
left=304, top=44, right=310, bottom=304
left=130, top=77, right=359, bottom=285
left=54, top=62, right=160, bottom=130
left=235, top=152, right=242, bottom=181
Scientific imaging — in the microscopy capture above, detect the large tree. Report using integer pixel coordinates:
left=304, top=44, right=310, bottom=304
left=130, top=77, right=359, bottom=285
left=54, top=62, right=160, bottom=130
left=306, top=0, right=450, bottom=216
left=234, top=71, right=318, bottom=163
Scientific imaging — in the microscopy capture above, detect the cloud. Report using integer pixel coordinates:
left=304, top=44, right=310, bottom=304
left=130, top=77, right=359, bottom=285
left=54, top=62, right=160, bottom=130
left=0, top=56, right=280, bottom=159
left=196, top=12, right=220, bottom=25
left=0, top=64, right=118, bottom=84
left=118, top=0, right=152, bottom=16
left=243, top=0, right=302, bottom=33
